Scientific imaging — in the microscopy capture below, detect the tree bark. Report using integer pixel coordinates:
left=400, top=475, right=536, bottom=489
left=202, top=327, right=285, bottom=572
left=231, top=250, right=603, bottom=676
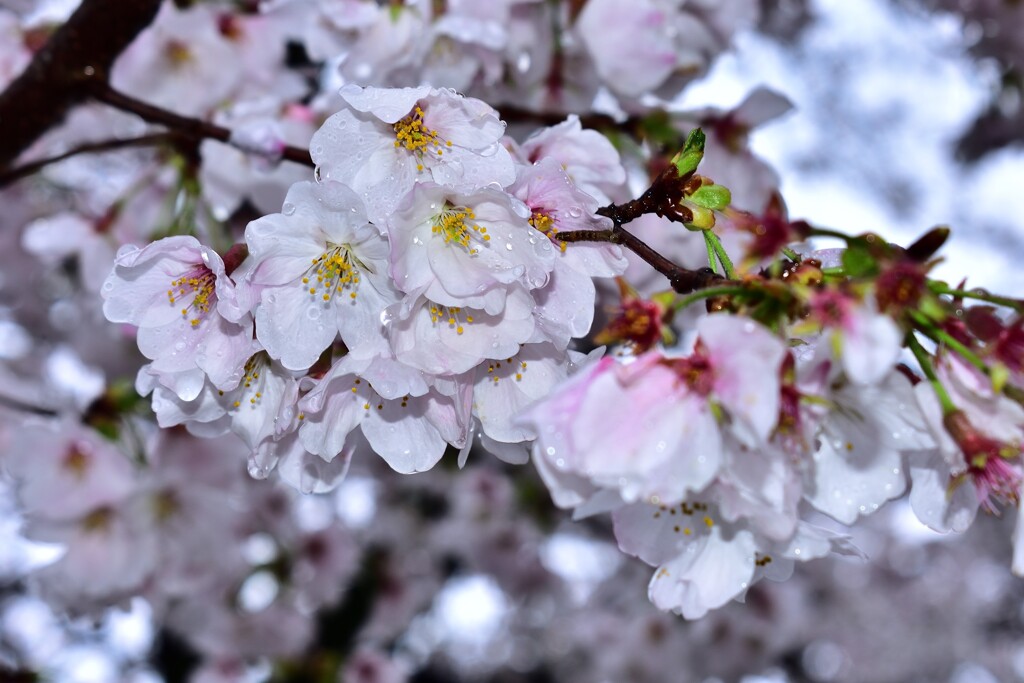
left=0, top=0, right=163, bottom=167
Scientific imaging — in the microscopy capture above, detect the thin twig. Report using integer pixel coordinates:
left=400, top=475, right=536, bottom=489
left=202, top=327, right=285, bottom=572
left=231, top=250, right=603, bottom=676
left=0, top=133, right=174, bottom=187
left=88, top=82, right=315, bottom=168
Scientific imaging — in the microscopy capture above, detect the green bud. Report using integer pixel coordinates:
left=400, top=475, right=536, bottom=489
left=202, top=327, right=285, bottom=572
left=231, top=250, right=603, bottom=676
left=680, top=201, right=716, bottom=231
left=669, top=128, right=706, bottom=177
left=689, top=184, right=732, bottom=211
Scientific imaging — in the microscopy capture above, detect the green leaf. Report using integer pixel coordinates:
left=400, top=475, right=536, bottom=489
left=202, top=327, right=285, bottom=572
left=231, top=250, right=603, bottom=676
left=841, top=245, right=878, bottom=277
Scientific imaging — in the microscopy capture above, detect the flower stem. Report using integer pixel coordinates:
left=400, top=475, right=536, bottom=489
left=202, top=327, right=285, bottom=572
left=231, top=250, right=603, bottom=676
left=673, top=285, right=749, bottom=311
left=703, top=231, right=718, bottom=274
left=907, top=333, right=957, bottom=416
left=927, top=281, right=1023, bottom=310
left=908, top=309, right=988, bottom=376
left=703, top=231, right=737, bottom=279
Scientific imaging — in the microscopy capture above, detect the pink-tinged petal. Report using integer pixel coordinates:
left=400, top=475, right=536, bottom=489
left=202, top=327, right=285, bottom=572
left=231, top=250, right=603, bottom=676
left=840, top=308, right=902, bottom=385
left=338, top=83, right=431, bottom=122
left=389, top=288, right=535, bottom=375
left=298, top=359, right=368, bottom=460
left=429, top=142, right=516, bottom=191
left=473, top=343, right=568, bottom=443
left=223, top=357, right=298, bottom=452
left=639, top=399, right=722, bottom=502
left=103, top=237, right=205, bottom=328
left=701, top=315, right=785, bottom=442
left=805, top=420, right=905, bottom=525
left=1013, top=492, right=1024, bottom=577
left=7, top=421, right=137, bottom=521
left=255, top=284, right=338, bottom=371
left=532, top=449, right=597, bottom=509
left=277, top=433, right=353, bottom=494
left=908, top=450, right=978, bottom=533
left=576, top=0, right=677, bottom=98
left=520, top=115, right=626, bottom=205
left=149, top=381, right=228, bottom=431
left=613, top=503, right=689, bottom=567
left=647, top=528, right=757, bottom=619
left=362, top=394, right=449, bottom=473
left=530, top=265, right=597, bottom=348
left=421, top=90, right=506, bottom=149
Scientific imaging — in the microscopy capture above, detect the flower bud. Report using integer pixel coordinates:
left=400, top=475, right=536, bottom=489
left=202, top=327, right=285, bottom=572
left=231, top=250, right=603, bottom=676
left=669, top=128, right=706, bottom=177
left=679, top=200, right=716, bottom=231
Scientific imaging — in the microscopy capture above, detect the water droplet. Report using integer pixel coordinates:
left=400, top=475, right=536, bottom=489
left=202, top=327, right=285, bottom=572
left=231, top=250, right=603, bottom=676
left=567, top=206, right=582, bottom=218
left=512, top=265, right=525, bottom=278
left=306, top=307, right=321, bottom=320
left=247, top=457, right=271, bottom=480
left=282, top=202, right=296, bottom=216
left=505, top=243, right=513, bottom=251
left=174, top=340, right=186, bottom=352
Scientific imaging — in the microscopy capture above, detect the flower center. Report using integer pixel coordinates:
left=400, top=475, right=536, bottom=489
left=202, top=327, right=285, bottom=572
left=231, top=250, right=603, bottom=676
left=302, top=245, right=361, bottom=302
left=432, top=206, right=489, bottom=254
left=650, top=500, right=715, bottom=538
left=429, top=303, right=473, bottom=335
left=168, top=265, right=217, bottom=328
left=348, top=376, right=411, bottom=411
left=529, top=210, right=567, bottom=253
left=220, top=353, right=270, bottom=410
left=393, top=104, right=452, bottom=171
left=485, top=356, right=529, bottom=385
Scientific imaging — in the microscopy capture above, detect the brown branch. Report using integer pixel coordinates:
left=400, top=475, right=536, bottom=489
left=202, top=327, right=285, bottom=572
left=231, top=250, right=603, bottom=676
left=89, top=82, right=314, bottom=167
left=0, top=133, right=175, bottom=187
left=0, top=0, right=163, bottom=167
left=558, top=185, right=730, bottom=298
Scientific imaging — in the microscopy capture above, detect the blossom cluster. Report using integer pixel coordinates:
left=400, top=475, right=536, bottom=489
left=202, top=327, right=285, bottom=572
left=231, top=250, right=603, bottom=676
left=103, top=84, right=629, bottom=494
left=3, top=2, right=1024, bottom=678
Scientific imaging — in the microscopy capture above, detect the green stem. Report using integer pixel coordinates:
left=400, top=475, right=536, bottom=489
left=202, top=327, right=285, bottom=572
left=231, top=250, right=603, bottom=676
left=704, top=231, right=736, bottom=279
left=907, top=333, right=957, bottom=416
left=781, top=247, right=801, bottom=262
left=702, top=231, right=718, bottom=275
left=674, top=285, right=749, bottom=311
left=908, top=309, right=988, bottom=376
left=927, top=281, right=1022, bottom=310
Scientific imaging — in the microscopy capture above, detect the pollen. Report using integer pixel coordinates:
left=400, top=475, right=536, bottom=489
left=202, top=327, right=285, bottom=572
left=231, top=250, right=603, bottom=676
left=304, top=244, right=362, bottom=302
left=168, top=265, right=217, bottom=328
left=429, top=303, right=473, bottom=335
left=432, top=206, right=488, bottom=253
left=393, top=104, right=448, bottom=167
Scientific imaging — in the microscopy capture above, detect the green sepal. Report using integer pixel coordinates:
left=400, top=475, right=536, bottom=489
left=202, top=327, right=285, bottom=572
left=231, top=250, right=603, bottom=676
left=689, top=184, right=732, bottom=211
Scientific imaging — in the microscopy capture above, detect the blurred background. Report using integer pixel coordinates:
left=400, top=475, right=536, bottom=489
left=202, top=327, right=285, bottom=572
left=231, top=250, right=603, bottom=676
left=2, top=0, right=1024, bottom=682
